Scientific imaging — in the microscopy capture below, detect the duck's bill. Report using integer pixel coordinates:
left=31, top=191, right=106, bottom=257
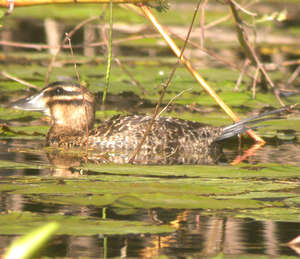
left=11, top=91, right=46, bottom=112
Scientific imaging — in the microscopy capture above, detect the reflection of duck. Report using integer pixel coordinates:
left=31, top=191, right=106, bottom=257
left=12, top=81, right=285, bottom=164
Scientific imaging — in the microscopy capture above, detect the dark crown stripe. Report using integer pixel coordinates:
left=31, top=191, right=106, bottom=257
left=47, top=99, right=93, bottom=107
left=45, top=81, right=80, bottom=89
left=44, top=90, right=82, bottom=98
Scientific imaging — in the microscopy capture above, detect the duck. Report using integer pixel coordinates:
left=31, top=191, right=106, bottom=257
left=11, top=81, right=286, bottom=165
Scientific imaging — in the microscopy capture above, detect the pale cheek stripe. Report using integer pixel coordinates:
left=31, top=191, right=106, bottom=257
left=44, top=93, right=94, bottom=102
left=52, top=96, right=85, bottom=101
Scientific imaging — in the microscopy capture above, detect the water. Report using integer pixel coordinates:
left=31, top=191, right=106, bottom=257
left=0, top=200, right=300, bottom=258
left=1, top=137, right=300, bottom=258
left=1, top=75, right=300, bottom=258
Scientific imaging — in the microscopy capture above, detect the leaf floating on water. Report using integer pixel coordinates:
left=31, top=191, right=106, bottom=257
left=0, top=211, right=173, bottom=236
left=0, top=124, right=45, bottom=137
left=277, top=130, right=297, bottom=141
left=0, top=124, right=15, bottom=136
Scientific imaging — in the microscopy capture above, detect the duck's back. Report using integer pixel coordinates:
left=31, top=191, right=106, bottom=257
left=90, top=115, right=223, bottom=153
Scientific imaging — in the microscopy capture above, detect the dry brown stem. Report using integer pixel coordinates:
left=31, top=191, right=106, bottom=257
left=66, top=34, right=90, bottom=157
left=252, top=67, right=259, bottom=99
left=234, top=59, right=250, bottom=91
left=158, top=88, right=192, bottom=117
left=228, top=0, right=285, bottom=107
left=0, top=0, right=159, bottom=7
left=230, top=0, right=257, bottom=17
left=171, top=33, right=256, bottom=81
left=282, top=60, right=300, bottom=66
left=45, top=16, right=100, bottom=85
left=199, top=0, right=208, bottom=48
left=115, top=58, right=147, bottom=96
left=128, top=0, right=201, bottom=163
left=0, top=71, right=38, bottom=89
left=139, top=3, right=265, bottom=143
left=0, top=34, right=160, bottom=50
left=287, top=65, right=300, bottom=86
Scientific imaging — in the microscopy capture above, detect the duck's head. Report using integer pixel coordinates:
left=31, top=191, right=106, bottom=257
left=12, top=81, right=96, bottom=135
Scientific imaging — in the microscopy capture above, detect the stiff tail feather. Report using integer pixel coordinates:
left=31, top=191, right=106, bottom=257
left=215, top=106, right=292, bottom=142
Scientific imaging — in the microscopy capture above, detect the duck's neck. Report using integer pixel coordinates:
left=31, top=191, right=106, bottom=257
left=46, top=116, right=95, bottom=147
left=47, top=102, right=96, bottom=141
left=46, top=125, right=92, bottom=147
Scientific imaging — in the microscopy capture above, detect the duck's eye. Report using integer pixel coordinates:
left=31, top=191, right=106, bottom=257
left=55, top=87, right=64, bottom=95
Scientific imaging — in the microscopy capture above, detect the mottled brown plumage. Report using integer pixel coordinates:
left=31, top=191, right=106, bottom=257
left=50, top=114, right=222, bottom=151
left=12, top=81, right=284, bottom=164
